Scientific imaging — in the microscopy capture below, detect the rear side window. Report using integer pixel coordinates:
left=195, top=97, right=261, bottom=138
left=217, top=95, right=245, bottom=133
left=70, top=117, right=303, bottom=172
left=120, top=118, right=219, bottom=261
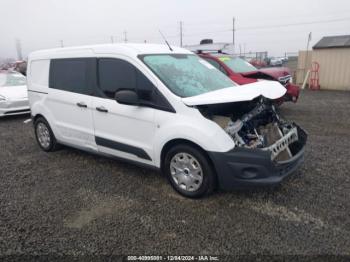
left=49, top=58, right=93, bottom=95
left=30, top=60, right=50, bottom=87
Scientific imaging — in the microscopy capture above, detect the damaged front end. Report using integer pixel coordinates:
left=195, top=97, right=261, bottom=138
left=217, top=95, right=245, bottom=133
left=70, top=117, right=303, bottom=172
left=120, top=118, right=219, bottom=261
left=198, top=97, right=307, bottom=189
left=213, top=98, right=305, bottom=161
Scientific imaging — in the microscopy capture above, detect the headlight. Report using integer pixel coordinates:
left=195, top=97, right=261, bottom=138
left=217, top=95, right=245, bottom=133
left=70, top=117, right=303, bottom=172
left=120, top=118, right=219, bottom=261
left=0, top=95, right=7, bottom=101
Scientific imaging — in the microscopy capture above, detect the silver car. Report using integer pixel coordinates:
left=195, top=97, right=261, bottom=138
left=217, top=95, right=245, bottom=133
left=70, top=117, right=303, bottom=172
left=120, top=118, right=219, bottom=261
left=0, top=71, right=30, bottom=117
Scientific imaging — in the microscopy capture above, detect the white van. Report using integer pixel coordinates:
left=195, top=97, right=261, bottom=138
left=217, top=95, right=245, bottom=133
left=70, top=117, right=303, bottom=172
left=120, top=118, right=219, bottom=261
left=27, top=44, right=307, bottom=198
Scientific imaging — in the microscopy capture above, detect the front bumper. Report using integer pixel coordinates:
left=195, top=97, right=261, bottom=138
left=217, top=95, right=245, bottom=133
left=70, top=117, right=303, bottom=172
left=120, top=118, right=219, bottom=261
left=208, top=126, right=307, bottom=190
left=285, top=83, right=300, bottom=102
left=0, top=98, right=30, bottom=117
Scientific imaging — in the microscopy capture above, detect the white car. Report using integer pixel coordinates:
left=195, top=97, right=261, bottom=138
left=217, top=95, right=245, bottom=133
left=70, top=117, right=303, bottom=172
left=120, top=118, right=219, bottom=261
left=0, top=71, right=30, bottom=116
left=269, top=57, right=283, bottom=67
left=27, top=44, right=307, bottom=198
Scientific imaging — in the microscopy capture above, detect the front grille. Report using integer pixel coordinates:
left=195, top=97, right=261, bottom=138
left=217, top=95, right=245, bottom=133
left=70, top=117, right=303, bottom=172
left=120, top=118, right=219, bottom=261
left=278, top=75, right=291, bottom=86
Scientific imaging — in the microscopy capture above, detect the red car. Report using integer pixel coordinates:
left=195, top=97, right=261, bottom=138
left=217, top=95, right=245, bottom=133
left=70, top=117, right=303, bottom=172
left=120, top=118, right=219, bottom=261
left=249, top=58, right=267, bottom=68
left=198, top=52, right=300, bottom=103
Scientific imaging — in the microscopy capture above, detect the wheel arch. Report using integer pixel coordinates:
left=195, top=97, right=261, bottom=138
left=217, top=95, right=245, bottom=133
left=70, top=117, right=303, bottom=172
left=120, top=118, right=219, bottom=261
left=160, top=138, right=216, bottom=174
left=33, top=113, right=46, bottom=122
left=32, top=112, right=58, bottom=140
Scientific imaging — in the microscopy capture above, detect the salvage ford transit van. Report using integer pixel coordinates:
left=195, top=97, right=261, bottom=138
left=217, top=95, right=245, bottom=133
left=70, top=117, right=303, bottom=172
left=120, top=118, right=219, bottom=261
left=27, top=44, right=307, bottom=198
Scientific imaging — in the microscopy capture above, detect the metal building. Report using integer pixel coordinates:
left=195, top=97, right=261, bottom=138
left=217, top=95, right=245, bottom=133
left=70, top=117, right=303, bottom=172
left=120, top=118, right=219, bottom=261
left=297, top=35, right=350, bottom=91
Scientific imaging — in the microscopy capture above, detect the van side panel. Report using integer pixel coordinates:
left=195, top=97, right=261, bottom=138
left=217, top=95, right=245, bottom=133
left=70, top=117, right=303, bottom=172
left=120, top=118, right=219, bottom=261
left=27, top=59, right=52, bottom=121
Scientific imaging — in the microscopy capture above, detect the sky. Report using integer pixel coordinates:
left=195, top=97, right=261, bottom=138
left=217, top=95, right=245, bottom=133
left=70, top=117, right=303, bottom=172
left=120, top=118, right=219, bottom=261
left=1, top=0, right=350, bottom=59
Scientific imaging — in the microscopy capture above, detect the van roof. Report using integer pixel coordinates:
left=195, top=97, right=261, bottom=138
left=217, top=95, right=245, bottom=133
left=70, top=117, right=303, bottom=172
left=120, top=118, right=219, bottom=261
left=29, top=43, right=193, bottom=59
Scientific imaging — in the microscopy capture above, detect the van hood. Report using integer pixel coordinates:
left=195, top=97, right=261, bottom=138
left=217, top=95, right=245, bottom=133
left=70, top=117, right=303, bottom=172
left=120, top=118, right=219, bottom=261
left=182, top=81, right=286, bottom=106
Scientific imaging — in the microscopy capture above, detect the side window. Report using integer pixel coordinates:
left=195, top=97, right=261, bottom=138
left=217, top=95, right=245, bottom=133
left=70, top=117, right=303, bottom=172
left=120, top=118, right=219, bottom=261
left=98, top=58, right=175, bottom=112
left=98, top=58, right=155, bottom=101
left=49, top=58, right=92, bottom=95
left=203, top=58, right=227, bottom=75
left=136, top=69, right=156, bottom=102
left=98, top=58, right=136, bottom=98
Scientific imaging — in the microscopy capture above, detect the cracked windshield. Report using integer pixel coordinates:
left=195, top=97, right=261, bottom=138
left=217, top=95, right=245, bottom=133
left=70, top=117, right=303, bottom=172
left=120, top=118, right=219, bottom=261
left=141, top=54, right=235, bottom=97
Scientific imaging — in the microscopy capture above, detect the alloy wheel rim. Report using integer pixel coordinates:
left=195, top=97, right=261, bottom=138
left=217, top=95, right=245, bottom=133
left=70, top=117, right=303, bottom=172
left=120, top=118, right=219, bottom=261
left=36, top=123, right=51, bottom=149
left=170, top=152, right=203, bottom=192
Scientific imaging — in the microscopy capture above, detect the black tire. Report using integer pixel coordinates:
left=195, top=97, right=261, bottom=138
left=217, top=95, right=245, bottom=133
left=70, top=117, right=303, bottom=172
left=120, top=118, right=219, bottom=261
left=34, top=117, right=60, bottom=152
left=163, top=144, right=216, bottom=198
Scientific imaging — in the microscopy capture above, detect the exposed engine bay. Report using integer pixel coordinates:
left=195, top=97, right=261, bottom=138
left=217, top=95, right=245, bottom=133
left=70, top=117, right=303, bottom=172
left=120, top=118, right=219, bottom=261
left=198, top=97, right=303, bottom=162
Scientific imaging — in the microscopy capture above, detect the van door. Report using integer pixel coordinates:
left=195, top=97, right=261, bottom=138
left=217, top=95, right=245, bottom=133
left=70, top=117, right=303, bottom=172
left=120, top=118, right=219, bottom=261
left=47, top=58, right=96, bottom=150
left=92, top=58, right=173, bottom=165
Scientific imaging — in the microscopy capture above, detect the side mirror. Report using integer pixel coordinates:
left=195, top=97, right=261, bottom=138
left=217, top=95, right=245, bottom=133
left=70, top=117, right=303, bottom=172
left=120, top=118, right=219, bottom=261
left=115, top=89, right=139, bottom=105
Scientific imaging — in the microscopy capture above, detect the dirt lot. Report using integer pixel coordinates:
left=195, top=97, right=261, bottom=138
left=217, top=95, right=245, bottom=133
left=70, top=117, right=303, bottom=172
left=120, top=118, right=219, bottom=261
left=0, top=90, right=349, bottom=258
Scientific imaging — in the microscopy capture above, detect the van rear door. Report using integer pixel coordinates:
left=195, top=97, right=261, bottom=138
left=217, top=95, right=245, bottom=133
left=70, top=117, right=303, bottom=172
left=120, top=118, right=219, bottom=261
left=47, top=58, right=96, bottom=150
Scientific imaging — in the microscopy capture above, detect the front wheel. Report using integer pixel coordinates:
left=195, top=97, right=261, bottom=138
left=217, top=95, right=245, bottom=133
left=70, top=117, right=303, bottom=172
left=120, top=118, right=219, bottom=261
left=163, top=144, right=216, bottom=198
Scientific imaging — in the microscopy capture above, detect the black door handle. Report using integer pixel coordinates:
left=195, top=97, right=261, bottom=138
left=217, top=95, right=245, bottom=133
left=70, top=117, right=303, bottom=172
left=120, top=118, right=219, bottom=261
left=96, top=106, right=108, bottom=113
left=76, top=102, right=87, bottom=108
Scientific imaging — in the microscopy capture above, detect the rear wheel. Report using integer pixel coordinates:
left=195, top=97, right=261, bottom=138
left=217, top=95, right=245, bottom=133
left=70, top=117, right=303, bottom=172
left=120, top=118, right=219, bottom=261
left=34, top=117, right=60, bottom=152
left=163, top=144, right=216, bottom=198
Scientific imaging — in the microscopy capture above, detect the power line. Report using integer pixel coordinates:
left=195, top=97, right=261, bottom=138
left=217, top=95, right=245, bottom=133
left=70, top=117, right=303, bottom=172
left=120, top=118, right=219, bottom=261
left=161, top=10, right=350, bottom=30
left=237, top=17, right=350, bottom=31
left=174, top=16, right=350, bottom=39
left=22, top=16, right=350, bottom=52
left=237, top=10, right=350, bottom=24
left=181, top=29, right=232, bottom=37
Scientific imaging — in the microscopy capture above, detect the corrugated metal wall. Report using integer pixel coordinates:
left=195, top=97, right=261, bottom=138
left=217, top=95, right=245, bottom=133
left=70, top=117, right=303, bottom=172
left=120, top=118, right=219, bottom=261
left=297, top=48, right=350, bottom=90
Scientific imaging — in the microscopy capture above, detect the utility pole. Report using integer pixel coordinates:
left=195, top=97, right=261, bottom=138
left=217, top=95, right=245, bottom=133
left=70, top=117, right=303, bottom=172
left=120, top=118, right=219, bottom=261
left=15, top=38, right=23, bottom=61
left=123, top=31, right=128, bottom=43
left=60, top=40, right=64, bottom=48
left=304, top=32, right=312, bottom=82
left=180, top=21, right=183, bottom=47
left=110, top=36, right=114, bottom=43
left=232, top=17, right=235, bottom=53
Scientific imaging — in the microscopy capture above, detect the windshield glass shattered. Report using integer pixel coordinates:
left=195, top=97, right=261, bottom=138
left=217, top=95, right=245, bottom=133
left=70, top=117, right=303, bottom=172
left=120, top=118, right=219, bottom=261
left=0, top=73, right=26, bottom=87
left=218, top=56, right=257, bottom=73
left=140, top=54, right=235, bottom=97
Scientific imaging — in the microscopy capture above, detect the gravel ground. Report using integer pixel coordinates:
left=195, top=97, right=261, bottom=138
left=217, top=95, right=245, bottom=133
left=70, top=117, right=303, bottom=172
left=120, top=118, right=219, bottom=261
left=0, top=89, right=349, bottom=259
